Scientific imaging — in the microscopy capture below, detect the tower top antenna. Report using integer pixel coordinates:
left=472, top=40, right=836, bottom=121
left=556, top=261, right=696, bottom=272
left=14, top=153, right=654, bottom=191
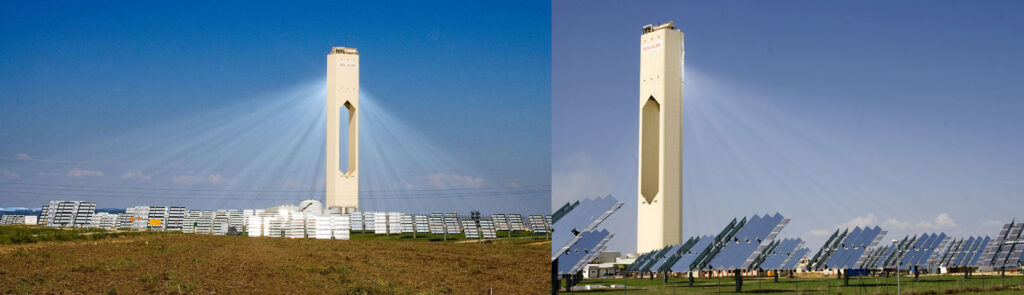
left=642, top=21, right=675, bottom=34
left=331, top=47, right=359, bottom=55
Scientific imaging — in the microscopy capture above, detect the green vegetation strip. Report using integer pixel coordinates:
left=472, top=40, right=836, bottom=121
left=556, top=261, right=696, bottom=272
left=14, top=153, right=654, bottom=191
left=569, top=275, right=1024, bottom=294
left=0, top=225, right=156, bottom=245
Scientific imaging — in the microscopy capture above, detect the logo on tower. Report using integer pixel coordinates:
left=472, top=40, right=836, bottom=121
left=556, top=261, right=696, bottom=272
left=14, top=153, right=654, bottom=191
left=642, top=40, right=663, bottom=53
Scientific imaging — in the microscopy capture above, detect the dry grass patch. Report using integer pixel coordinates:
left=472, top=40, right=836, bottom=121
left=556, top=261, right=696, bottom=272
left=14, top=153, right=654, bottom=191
left=0, top=233, right=548, bottom=294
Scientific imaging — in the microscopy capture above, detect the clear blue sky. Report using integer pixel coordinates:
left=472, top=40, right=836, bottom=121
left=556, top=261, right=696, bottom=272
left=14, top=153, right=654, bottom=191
left=553, top=0, right=1024, bottom=253
left=0, top=1, right=551, bottom=214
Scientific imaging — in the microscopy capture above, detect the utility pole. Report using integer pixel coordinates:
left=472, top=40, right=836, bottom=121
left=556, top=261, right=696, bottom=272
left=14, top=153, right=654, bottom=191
left=893, top=240, right=901, bottom=295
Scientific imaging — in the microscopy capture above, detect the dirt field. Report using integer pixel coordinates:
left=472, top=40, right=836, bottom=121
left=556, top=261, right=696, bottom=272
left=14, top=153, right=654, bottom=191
left=0, top=232, right=548, bottom=294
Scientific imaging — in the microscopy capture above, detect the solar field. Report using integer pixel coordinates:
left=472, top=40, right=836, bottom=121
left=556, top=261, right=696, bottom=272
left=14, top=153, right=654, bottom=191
left=554, top=196, right=1024, bottom=294
left=623, top=213, right=807, bottom=276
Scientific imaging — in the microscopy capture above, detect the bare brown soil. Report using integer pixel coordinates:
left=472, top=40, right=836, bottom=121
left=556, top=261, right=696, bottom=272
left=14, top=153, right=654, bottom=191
left=0, top=233, right=548, bottom=294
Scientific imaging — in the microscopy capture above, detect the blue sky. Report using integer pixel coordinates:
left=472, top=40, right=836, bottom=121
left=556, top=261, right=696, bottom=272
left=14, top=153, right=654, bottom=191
left=553, top=0, right=1024, bottom=252
left=0, top=1, right=551, bottom=214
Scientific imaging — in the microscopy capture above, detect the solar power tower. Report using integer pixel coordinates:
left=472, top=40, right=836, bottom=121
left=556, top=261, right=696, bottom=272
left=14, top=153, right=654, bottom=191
left=326, top=47, right=360, bottom=213
left=637, top=21, right=684, bottom=254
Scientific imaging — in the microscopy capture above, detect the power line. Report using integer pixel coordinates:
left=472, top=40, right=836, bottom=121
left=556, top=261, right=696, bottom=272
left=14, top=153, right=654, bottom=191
left=0, top=187, right=548, bottom=201
left=0, top=181, right=549, bottom=195
left=0, top=156, right=543, bottom=173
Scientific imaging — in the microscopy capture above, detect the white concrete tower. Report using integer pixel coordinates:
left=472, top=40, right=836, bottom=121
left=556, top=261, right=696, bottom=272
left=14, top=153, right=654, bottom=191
left=637, top=22, right=683, bottom=253
left=326, top=47, right=359, bottom=212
